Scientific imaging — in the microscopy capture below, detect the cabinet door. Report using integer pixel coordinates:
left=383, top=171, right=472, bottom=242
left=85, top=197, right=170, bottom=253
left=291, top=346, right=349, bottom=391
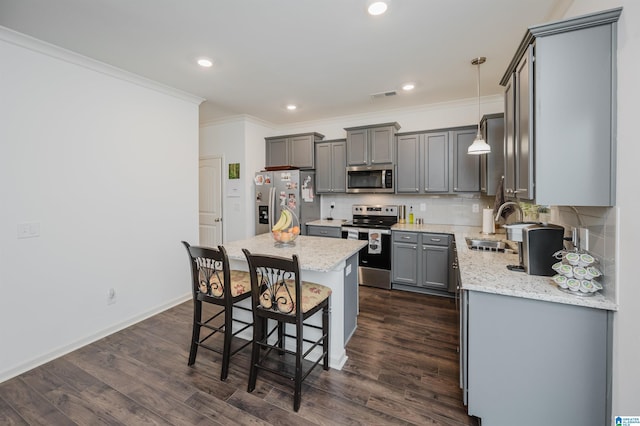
left=331, top=141, right=347, bottom=192
left=346, top=129, right=368, bottom=166
left=423, top=132, right=449, bottom=192
left=370, top=126, right=395, bottom=164
left=266, top=138, right=288, bottom=167
left=315, top=142, right=332, bottom=193
left=392, top=242, right=418, bottom=285
left=504, top=75, right=516, bottom=197
left=481, top=115, right=505, bottom=196
left=396, top=134, right=420, bottom=193
left=421, top=244, right=449, bottom=290
left=515, top=45, right=534, bottom=200
left=289, top=134, right=314, bottom=169
left=452, top=128, right=480, bottom=192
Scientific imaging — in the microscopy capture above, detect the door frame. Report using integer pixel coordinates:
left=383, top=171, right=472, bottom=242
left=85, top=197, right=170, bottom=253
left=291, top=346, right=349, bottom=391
left=199, top=155, right=224, bottom=245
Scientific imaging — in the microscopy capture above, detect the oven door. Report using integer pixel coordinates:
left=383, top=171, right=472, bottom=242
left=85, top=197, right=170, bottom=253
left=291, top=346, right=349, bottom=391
left=341, top=227, right=392, bottom=289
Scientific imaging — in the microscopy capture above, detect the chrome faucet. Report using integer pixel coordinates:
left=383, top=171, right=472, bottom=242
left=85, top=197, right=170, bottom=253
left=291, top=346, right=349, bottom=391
left=495, top=201, right=523, bottom=222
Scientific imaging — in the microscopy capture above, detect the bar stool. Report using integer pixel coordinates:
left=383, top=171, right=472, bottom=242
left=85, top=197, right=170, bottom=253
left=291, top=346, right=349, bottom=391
left=182, top=242, right=253, bottom=381
left=242, top=249, right=331, bottom=411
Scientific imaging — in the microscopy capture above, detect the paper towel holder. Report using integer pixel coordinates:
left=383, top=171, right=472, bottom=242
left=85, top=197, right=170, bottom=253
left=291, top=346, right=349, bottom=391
left=481, top=207, right=496, bottom=235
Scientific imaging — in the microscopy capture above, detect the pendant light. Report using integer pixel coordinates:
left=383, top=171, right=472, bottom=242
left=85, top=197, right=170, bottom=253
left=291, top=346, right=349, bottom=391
left=468, top=56, right=491, bottom=155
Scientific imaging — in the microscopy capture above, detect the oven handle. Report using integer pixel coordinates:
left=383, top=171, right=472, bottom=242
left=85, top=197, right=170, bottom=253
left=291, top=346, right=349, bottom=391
left=341, top=227, right=391, bottom=235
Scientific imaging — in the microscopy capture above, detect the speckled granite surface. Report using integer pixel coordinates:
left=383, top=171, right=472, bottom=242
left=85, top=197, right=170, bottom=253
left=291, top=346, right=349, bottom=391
left=391, top=224, right=617, bottom=311
left=223, top=233, right=366, bottom=272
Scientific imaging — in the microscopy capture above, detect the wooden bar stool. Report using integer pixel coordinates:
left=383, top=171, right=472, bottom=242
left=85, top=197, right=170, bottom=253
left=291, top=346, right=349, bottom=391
left=242, top=249, right=331, bottom=411
left=182, top=242, right=253, bottom=381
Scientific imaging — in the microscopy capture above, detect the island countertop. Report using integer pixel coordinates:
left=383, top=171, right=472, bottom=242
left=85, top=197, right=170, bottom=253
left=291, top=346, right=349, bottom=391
left=391, top=223, right=617, bottom=311
left=223, top=233, right=366, bottom=272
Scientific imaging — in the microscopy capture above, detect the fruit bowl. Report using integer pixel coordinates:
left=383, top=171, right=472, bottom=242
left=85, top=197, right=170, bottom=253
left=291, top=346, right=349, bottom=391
left=271, top=206, right=301, bottom=246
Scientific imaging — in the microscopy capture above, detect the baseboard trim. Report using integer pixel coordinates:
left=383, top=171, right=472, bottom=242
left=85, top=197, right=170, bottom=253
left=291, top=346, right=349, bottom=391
left=0, top=293, right=191, bottom=384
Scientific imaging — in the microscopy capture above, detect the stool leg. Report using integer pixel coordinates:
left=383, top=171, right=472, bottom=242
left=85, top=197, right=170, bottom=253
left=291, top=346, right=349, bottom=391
left=188, top=299, right=201, bottom=366
left=294, top=320, right=303, bottom=412
left=220, top=306, right=232, bottom=381
left=248, top=317, right=265, bottom=392
left=322, top=302, right=329, bottom=370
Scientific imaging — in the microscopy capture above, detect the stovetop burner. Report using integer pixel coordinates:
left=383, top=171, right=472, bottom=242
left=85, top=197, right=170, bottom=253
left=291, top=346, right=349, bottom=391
left=342, top=204, right=398, bottom=230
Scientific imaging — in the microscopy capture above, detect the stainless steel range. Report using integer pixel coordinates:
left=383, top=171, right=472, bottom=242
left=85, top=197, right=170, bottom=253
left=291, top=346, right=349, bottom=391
left=341, top=205, right=398, bottom=289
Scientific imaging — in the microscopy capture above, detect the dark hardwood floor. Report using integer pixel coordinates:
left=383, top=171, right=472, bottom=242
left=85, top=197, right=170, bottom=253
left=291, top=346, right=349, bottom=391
left=0, top=286, right=478, bottom=425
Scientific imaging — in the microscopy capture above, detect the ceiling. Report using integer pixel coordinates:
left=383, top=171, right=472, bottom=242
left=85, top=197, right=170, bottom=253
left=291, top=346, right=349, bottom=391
left=0, top=0, right=572, bottom=125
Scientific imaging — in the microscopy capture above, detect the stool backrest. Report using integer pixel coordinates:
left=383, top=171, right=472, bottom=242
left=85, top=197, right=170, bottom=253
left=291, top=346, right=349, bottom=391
left=242, top=249, right=302, bottom=318
left=182, top=241, right=231, bottom=299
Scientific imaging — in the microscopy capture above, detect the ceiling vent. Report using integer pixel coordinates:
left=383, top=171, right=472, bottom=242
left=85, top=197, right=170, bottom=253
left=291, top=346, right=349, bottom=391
left=370, top=90, right=397, bottom=99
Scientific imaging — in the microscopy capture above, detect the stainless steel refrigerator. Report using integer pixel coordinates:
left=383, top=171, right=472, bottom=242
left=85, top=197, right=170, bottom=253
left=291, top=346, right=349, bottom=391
left=254, top=169, right=320, bottom=235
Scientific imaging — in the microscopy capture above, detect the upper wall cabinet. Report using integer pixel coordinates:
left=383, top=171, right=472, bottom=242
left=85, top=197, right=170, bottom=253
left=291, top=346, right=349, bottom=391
left=265, top=132, right=325, bottom=169
left=345, top=122, right=400, bottom=166
left=396, top=125, right=479, bottom=194
left=500, top=7, right=621, bottom=206
left=315, top=139, right=347, bottom=193
left=479, top=113, right=505, bottom=196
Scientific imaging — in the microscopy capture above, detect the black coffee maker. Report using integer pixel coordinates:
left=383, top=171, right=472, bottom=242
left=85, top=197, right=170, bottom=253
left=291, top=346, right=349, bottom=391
left=522, top=224, right=565, bottom=276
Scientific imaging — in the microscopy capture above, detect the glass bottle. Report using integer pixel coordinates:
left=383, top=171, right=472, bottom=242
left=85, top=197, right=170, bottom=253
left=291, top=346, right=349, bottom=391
left=409, top=206, right=414, bottom=224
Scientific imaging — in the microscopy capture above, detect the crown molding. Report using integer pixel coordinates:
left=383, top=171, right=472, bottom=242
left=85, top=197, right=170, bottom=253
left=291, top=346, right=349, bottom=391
left=0, top=25, right=204, bottom=105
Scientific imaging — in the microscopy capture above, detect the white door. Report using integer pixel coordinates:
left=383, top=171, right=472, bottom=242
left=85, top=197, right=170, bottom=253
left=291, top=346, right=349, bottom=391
left=199, top=157, right=223, bottom=247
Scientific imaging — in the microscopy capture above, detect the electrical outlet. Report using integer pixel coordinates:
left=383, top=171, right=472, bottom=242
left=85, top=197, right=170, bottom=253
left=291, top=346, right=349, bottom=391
left=330, top=202, right=335, bottom=208
left=107, top=288, right=117, bottom=305
left=472, top=204, right=480, bottom=213
left=420, top=203, right=426, bottom=212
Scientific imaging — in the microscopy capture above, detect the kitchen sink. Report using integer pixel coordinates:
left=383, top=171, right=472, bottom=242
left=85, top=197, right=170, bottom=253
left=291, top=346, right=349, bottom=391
left=465, top=237, right=517, bottom=253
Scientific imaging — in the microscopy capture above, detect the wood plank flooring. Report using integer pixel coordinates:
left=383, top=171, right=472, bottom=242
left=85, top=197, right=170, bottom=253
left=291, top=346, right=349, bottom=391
left=0, top=286, right=479, bottom=425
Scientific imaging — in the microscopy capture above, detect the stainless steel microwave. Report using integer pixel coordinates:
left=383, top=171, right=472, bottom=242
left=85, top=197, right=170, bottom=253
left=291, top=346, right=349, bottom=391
left=346, top=166, right=394, bottom=193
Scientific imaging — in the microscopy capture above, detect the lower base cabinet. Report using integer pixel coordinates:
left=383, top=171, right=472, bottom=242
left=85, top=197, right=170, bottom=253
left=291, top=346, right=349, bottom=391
left=307, top=225, right=342, bottom=238
left=461, top=290, right=611, bottom=426
left=392, top=231, right=452, bottom=295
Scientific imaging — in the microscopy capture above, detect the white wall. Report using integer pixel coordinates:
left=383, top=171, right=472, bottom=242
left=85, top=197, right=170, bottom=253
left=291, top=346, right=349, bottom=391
left=200, top=116, right=273, bottom=241
left=561, top=1, right=640, bottom=416
left=0, top=29, right=201, bottom=381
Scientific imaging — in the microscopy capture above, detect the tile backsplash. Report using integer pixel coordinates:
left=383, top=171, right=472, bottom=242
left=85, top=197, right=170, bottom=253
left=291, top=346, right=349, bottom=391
left=320, top=195, right=617, bottom=303
left=549, top=206, right=617, bottom=302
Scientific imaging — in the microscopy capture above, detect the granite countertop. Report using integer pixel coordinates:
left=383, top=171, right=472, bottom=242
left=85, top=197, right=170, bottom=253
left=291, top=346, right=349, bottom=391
left=391, top=223, right=617, bottom=311
left=306, top=219, right=348, bottom=228
left=223, top=233, right=366, bottom=272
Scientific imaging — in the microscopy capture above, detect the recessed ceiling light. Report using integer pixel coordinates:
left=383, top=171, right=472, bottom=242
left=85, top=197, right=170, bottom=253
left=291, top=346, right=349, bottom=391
left=402, top=83, right=415, bottom=91
left=286, top=104, right=297, bottom=111
left=368, top=1, right=387, bottom=16
left=197, top=58, right=213, bottom=68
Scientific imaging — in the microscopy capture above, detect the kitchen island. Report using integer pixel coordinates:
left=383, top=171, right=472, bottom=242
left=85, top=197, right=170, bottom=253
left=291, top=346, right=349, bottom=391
left=222, top=232, right=366, bottom=370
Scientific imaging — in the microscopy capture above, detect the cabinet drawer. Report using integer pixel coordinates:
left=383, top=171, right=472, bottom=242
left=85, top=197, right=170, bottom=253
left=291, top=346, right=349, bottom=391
left=307, top=225, right=341, bottom=238
left=422, top=233, right=450, bottom=246
left=393, top=231, right=418, bottom=244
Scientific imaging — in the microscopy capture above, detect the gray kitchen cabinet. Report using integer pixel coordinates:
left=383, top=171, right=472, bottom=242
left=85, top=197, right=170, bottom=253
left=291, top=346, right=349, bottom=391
left=315, top=139, right=346, bottom=193
left=395, top=133, right=420, bottom=193
left=396, top=126, right=480, bottom=194
left=307, top=224, right=342, bottom=238
left=479, top=113, right=505, bottom=196
left=423, top=131, right=449, bottom=193
left=420, top=235, right=450, bottom=290
left=392, top=231, right=452, bottom=294
left=391, top=232, right=419, bottom=285
left=345, top=122, right=400, bottom=166
left=451, top=128, right=480, bottom=192
left=265, top=132, right=324, bottom=169
left=500, top=8, right=621, bottom=206
left=462, top=290, right=611, bottom=426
